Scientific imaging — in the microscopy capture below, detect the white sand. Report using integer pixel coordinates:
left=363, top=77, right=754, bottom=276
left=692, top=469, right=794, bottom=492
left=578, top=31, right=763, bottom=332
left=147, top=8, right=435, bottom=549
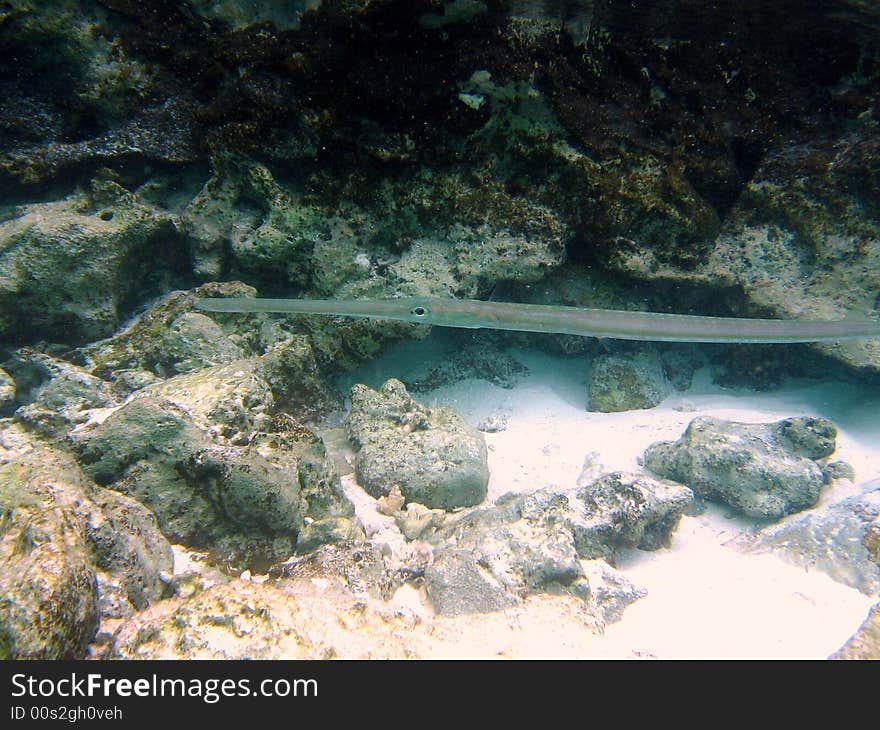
left=336, top=337, right=880, bottom=658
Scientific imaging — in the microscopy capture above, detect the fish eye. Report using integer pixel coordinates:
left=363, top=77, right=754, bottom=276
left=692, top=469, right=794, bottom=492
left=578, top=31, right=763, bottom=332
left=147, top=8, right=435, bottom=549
left=410, top=305, right=429, bottom=317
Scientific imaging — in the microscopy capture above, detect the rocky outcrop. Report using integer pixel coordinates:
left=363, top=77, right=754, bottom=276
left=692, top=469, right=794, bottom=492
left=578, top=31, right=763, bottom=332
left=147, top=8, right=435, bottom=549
left=0, top=180, right=187, bottom=345
left=642, top=416, right=837, bottom=519
left=345, top=379, right=489, bottom=509
left=6, top=350, right=114, bottom=439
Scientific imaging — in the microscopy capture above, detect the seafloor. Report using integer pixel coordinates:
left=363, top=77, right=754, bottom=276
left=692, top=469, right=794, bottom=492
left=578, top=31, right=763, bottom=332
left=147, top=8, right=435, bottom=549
left=0, top=1, right=879, bottom=659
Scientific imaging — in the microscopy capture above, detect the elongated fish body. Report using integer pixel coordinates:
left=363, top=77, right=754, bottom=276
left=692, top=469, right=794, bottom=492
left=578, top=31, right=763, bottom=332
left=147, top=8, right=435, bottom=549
left=193, top=296, right=880, bottom=344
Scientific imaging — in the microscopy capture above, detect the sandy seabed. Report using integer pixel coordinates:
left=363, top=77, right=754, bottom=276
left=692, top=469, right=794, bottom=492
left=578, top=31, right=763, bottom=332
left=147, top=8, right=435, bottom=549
left=332, top=336, right=880, bottom=659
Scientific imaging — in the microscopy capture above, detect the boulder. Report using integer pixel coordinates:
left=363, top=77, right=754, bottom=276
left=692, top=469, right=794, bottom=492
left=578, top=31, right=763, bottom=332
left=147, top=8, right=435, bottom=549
left=0, top=427, right=172, bottom=657
left=70, top=396, right=305, bottom=567
left=423, top=480, right=679, bottom=619
left=588, top=351, right=672, bottom=412
left=345, top=379, right=489, bottom=509
left=8, top=350, right=114, bottom=439
left=572, top=472, right=694, bottom=560
left=642, top=416, right=835, bottom=519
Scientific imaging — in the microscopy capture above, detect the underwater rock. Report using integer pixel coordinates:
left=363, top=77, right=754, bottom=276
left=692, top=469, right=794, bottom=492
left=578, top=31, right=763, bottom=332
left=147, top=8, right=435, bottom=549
left=269, top=541, right=407, bottom=600
left=85, top=488, right=174, bottom=613
left=576, top=560, right=648, bottom=625
left=106, top=579, right=412, bottom=660
left=8, top=349, right=115, bottom=440
left=70, top=396, right=305, bottom=567
left=345, top=379, right=489, bottom=509
left=224, top=164, right=325, bottom=288
left=81, top=283, right=255, bottom=382
left=444, top=492, right=585, bottom=591
left=0, top=180, right=186, bottom=345
left=424, top=484, right=664, bottom=618
left=0, top=368, right=13, bottom=416
left=450, top=221, right=567, bottom=295
left=295, top=517, right=365, bottom=554
left=775, top=416, right=838, bottom=459
left=642, top=416, right=835, bottom=519
left=144, top=358, right=276, bottom=442
left=588, top=351, right=672, bottom=412
left=182, top=160, right=343, bottom=293
left=831, top=602, right=880, bottom=659
left=0, top=423, right=174, bottom=631
left=256, top=336, right=342, bottom=421
left=572, top=472, right=694, bottom=560
left=0, top=441, right=99, bottom=659
left=608, top=130, right=880, bottom=378
left=405, top=336, right=528, bottom=391
left=258, top=423, right=355, bottom=525
left=747, top=488, right=880, bottom=594
left=424, top=549, right=519, bottom=616
left=4, top=99, right=199, bottom=185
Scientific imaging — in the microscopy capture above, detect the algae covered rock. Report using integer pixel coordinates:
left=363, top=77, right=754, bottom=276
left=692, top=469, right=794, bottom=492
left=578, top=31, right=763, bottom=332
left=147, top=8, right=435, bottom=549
left=0, top=424, right=174, bottom=644
left=0, top=454, right=99, bottom=659
left=143, top=358, right=275, bottom=441
left=6, top=349, right=114, bottom=439
left=81, top=282, right=257, bottom=382
left=588, top=351, right=672, bottom=412
left=70, top=396, right=305, bottom=566
left=345, top=379, right=489, bottom=509
left=0, top=368, right=14, bottom=415
left=643, top=416, right=835, bottom=519
left=0, top=181, right=186, bottom=345
left=572, top=472, right=694, bottom=560
left=85, top=487, right=173, bottom=615
left=256, top=335, right=341, bottom=421
left=0, top=426, right=172, bottom=657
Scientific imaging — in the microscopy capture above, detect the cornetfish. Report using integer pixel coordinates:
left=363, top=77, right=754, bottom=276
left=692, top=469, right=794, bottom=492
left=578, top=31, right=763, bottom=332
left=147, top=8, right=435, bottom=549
left=194, top=296, right=880, bottom=344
